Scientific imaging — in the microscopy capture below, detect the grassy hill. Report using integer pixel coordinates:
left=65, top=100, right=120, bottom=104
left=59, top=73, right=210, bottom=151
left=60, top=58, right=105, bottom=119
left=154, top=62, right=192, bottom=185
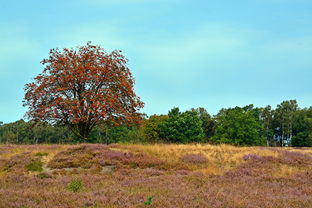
left=1, top=144, right=312, bottom=208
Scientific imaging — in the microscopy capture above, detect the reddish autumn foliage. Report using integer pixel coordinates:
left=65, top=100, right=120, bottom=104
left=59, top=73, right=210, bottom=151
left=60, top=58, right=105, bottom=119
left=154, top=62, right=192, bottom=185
left=23, top=43, right=144, bottom=139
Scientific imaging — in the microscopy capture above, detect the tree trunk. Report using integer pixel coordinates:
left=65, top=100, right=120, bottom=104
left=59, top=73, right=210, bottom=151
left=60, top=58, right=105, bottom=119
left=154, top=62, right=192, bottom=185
left=281, top=124, right=284, bottom=147
left=266, top=126, right=269, bottom=146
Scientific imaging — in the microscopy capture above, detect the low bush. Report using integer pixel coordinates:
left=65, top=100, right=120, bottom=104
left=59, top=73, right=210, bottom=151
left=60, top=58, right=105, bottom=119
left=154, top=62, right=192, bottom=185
left=25, top=160, right=43, bottom=172
left=33, top=152, right=48, bottom=157
left=67, top=178, right=83, bottom=192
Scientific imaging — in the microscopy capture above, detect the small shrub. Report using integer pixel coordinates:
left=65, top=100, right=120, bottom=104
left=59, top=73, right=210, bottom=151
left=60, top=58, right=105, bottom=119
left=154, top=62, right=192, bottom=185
left=25, top=160, right=43, bottom=172
left=34, top=152, right=49, bottom=157
left=180, top=154, right=207, bottom=164
left=67, top=178, right=83, bottom=193
left=144, top=196, right=154, bottom=205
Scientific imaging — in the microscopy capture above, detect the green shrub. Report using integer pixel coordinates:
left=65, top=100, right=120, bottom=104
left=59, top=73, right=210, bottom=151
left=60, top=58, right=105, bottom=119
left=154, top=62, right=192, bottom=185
left=34, top=152, right=49, bottom=157
left=25, top=160, right=43, bottom=172
left=67, top=178, right=83, bottom=192
left=144, top=196, right=154, bottom=205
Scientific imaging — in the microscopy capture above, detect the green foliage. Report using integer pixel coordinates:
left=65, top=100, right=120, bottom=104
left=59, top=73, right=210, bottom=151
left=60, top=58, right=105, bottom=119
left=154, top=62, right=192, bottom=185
left=159, top=107, right=204, bottom=143
left=192, top=107, right=216, bottom=139
left=25, top=160, right=43, bottom=172
left=34, top=152, right=49, bottom=157
left=142, top=115, right=168, bottom=143
left=90, top=125, right=144, bottom=144
left=2, top=100, right=312, bottom=147
left=0, top=120, right=76, bottom=144
left=144, top=196, right=154, bottom=205
left=67, top=178, right=83, bottom=193
left=273, top=100, right=298, bottom=146
left=292, top=108, right=312, bottom=147
left=260, top=105, right=274, bottom=145
left=212, top=105, right=266, bottom=146
left=292, top=132, right=312, bottom=147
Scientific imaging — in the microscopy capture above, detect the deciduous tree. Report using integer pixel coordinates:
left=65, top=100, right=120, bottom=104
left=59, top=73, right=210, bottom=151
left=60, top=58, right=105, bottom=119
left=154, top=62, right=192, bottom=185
left=212, top=106, right=266, bottom=146
left=23, top=43, right=144, bottom=140
left=159, top=107, right=204, bottom=143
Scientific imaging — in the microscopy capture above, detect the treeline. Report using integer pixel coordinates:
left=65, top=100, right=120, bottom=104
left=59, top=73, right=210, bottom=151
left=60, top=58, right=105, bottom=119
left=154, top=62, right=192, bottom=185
left=1, top=100, right=312, bottom=146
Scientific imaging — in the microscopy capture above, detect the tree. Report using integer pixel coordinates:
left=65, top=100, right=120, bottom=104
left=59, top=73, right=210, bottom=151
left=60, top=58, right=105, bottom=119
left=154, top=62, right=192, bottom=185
left=212, top=106, right=266, bottom=146
left=159, top=107, right=204, bottom=143
left=273, top=100, right=298, bottom=146
left=23, top=43, right=144, bottom=140
left=260, top=105, right=274, bottom=146
left=142, top=115, right=168, bottom=143
left=292, top=107, right=312, bottom=147
left=192, top=107, right=216, bottom=139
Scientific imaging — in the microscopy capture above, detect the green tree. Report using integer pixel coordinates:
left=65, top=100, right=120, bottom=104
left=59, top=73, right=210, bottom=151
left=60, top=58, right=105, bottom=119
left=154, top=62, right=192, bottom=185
left=261, top=105, right=274, bottom=146
left=142, top=115, right=168, bottom=143
left=159, top=107, right=204, bottom=143
left=273, top=100, right=298, bottom=146
left=292, top=107, right=312, bottom=147
left=192, top=107, right=216, bottom=139
left=212, top=105, right=266, bottom=146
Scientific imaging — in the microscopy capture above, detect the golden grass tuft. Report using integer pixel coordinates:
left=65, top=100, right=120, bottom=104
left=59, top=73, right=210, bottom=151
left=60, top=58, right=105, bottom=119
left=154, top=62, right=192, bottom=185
left=271, top=164, right=303, bottom=177
left=117, top=144, right=280, bottom=175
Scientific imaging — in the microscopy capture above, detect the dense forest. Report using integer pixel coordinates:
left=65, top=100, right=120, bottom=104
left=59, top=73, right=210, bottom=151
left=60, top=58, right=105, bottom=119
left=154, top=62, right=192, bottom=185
left=1, top=99, right=311, bottom=147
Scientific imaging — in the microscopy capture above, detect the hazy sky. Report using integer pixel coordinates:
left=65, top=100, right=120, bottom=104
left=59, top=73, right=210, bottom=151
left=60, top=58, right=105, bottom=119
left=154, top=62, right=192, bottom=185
left=0, top=0, right=311, bottom=123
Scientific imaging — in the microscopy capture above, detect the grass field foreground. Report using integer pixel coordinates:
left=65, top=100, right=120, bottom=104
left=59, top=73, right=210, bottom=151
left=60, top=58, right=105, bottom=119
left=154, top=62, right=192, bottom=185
left=0, top=144, right=312, bottom=208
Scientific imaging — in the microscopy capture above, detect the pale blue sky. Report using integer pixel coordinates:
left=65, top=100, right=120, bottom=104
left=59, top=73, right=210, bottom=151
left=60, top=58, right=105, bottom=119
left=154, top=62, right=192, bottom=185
left=0, top=0, right=311, bottom=123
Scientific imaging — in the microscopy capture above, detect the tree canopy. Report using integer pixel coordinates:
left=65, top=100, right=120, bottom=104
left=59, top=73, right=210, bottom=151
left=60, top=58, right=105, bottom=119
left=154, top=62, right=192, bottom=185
left=23, top=43, right=144, bottom=140
left=159, top=107, right=204, bottom=143
left=212, top=105, right=266, bottom=146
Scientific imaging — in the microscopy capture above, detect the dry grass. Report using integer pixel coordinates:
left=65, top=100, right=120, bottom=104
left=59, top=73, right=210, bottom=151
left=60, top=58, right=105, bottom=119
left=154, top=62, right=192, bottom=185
left=117, top=144, right=280, bottom=175
left=1, top=144, right=312, bottom=208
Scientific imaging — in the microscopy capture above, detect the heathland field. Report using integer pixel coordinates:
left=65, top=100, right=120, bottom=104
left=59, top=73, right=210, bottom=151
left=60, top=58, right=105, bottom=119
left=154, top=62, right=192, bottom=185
left=1, top=144, right=312, bottom=208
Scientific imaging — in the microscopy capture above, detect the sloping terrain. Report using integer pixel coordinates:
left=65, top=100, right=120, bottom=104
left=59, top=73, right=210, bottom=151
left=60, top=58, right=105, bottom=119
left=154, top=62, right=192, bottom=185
left=0, top=144, right=312, bottom=208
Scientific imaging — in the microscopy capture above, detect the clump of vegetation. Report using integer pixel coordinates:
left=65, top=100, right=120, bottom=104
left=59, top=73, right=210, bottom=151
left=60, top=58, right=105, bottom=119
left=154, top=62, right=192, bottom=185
left=144, top=196, right=154, bottom=205
left=2, top=152, right=32, bottom=172
left=25, top=160, right=43, bottom=172
left=67, top=178, right=83, bottom=193
left=47, top=144, right=164, bottom=171
left=33, top=152, right=48, bottom=157
left=47, top=145, right=102, bottom=169
left=181, top=154, right=207, bottom=164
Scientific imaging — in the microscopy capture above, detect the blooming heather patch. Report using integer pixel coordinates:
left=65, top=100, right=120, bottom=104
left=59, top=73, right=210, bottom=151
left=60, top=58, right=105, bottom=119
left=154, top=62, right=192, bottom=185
left=47, top=144, right=164, bottom=171
left=1, top=144, right=312, bottom=208
left=279, top=150, right=312, bottom=165
left=2, top=152, right=33, bottom=173
left=180, top=154, right=208, bottom=164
